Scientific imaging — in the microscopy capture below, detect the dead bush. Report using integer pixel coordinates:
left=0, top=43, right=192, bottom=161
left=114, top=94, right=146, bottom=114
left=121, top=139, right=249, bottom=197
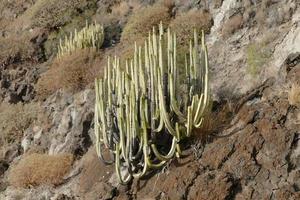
left=21, top=0, right=98, bottom=28
left=0, top=33, right=35, bottom=65
left=221, top=14, right=243, bottom=38
left=169, top=9, right=213, bottom=46
left=121, top=3, right=172, bottom=44
left=212, top=0, right=223, bottom=8
left=8, top=153, right=73, bottom=187
left=0, top=0, right=36, bottom=19
left=36, top=48, right=100, bottom=99
left=0, top=102, right=38, bottom=150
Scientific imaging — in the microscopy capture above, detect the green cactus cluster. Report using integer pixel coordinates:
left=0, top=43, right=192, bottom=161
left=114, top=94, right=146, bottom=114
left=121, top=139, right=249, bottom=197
left=57, top=21, right=104, bottom=58
left=94, top=23, right=210, bottom=184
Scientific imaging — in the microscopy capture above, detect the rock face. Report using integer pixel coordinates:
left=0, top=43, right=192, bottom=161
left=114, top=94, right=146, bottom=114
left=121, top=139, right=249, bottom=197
left=21, top=89, right=94, bottom=156
left=0, top=0, right=300, bottom=199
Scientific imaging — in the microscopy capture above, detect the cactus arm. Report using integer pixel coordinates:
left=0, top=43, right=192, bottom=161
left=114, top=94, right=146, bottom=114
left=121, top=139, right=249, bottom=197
left=115, top=143, right=132, bottom=184
left=151, top=136, right=177, bottom=161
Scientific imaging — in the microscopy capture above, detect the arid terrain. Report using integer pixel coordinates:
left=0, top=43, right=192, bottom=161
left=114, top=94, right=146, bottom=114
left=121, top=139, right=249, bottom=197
left=0, top=0, right=300, bottom=199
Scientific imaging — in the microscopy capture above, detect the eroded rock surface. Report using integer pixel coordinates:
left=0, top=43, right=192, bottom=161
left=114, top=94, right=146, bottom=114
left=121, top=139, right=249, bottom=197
left=0, top=0, right=299, bottom=199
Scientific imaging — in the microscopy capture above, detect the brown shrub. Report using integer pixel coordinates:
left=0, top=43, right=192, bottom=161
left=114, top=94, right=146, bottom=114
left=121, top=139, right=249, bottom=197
left=110, top=0, right=141, bottom=18
left=0, top=0, right=36, bottom=19
left=8, top=153, right=73, bottom=187
left=21, top=0, right=98, bottom=29
left=221, top=14, right=243, bottom=38
left=120, top=3, right=172, bottom=44
left=0, top=33, right=35, bottom=65
left=169, top=9, right=213, bottom=46
left=194, top=100, right=234, bottom=140
left=36, top=48, right=100, bottom=99
left=0, top=102, right=39, bottom=154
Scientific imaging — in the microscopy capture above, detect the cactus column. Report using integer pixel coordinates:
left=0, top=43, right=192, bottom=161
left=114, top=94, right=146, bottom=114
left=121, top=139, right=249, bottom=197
left=95, top=22, right=210, bottom=184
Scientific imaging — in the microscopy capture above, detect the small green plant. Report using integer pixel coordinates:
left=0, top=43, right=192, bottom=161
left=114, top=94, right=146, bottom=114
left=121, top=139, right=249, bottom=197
left=57, top=21, right=104, bottom=58
left=246, top=42, right=272, bottom=76
left=94, top=23, right=210, bottom=183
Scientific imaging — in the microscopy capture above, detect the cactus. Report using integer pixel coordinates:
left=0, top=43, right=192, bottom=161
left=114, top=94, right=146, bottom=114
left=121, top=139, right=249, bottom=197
left=95, top=22, right=210, bottom=184
left=57, top=21, right=104, bottom=58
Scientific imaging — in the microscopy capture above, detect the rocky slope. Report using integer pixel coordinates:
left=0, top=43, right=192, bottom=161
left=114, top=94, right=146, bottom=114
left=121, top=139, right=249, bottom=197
left=0, top=0, right=300, bottom=199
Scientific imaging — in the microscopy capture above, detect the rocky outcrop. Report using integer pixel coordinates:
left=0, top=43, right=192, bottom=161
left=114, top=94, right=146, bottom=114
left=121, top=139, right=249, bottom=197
left=21, top=89, right=94, bottom=156
left=0, top=0, right=299, bottom=199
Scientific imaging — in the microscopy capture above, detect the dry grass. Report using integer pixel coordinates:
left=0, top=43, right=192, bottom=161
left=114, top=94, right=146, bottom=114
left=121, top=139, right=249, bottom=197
left=0, top=102, right=38, bottom=152
left=288, top=83, right=300, bottom=107
left=111, top=0, right=141, bottom=17
left=20, top=0, right=97, bottom=28
left=8, top=153, right=73, bottom=187
left=36, top=48, right=100, bottom=99
left=120, top=3, right=172, bottom=44
left=194, top=100, right=234, bottom=140
left=0, top=33, right=35, bottom=65
left=0, top=0, right=37, bottom=19
left=169, top=9, right=213, bottom=46
left=221, top=14, right=243, bottom=38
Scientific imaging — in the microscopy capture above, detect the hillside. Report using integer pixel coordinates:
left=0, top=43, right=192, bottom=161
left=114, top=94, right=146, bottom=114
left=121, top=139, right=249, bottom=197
left=0, top=0, right=300, bottom=199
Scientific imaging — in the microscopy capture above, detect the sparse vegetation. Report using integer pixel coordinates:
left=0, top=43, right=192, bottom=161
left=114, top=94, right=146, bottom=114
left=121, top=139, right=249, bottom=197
left=8, top=153, right=73, bottom=187
left=120, top=3, right=172, bottom=44
left=22, top=0, right=98, bottom=28
left=36, top=48, right=99, bottom=99
left=0, top=0, right=36, bottom=19
left=246, top=40, right=272, bottom=77
left=288, top=83, right=300, bottom=107
left=221, top=14, right=243, bottom=38
left=0, top=102, right=38, bottom=158
left=0, top=33, right=35, bottom=65
left=169, top=9, right=213, bottom=45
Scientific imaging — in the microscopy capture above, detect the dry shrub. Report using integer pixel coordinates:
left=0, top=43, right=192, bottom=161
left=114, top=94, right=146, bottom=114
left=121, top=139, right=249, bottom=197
left=194, top=100, right=234, bottom=140
left=21, top=0, right=98, bottom=28
left=0, top=0, right=37, bottom=19
left=169, top=9, right=213, bottom=45
left=221, top=14, right=243, bottom=38
left=0, top=102, right=38, bottom=150
left=36, top=48, right=100, bottom=99
left=121, top=3, right=172, bottom=44
left=94, top=1, right=141, bottom=27
left=8, top=153, right=73, bottom=187
left=110, top=0, right=141, bottom=17
left=288, top=83, right=300, bottom=107
left=0, top=33, right=35, bottom=65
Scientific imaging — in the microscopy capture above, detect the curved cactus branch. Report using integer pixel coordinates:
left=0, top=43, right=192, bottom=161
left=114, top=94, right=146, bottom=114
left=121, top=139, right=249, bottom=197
left=94, top=23, right=210, bottom=184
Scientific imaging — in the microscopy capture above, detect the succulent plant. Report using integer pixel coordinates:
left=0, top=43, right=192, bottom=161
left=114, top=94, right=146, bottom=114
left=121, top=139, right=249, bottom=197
left=57, top=21, right=104, bottom=58
left=94, top=22, right=210, bottom=184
